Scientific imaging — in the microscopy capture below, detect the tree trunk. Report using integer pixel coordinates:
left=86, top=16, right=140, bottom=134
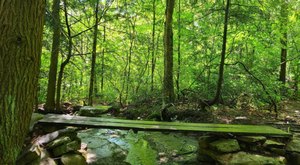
left=101, top=25, right=106, bottom=92
left=45, top=0, right=61, bottom=111
left=88, top=0, right=100, bottom=106
left=163, top=0, right=175, bottom=104
left=176, top=0, right=181, bottom=99
left=206, top=0, right=230, bottom=106
left=151, top=0, right=156, bottom=92
left=56, top=0, right=72, bottom=110
left=279, top=0, right=288, bottom=85
left=0, top=1, right=45, bottom=163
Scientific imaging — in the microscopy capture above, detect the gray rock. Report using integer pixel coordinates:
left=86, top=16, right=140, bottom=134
left=286, top=137, right=300, bottom=153
left=61, top=153, right=87, bottom=165
left=209, top=139, right=240, bottom=153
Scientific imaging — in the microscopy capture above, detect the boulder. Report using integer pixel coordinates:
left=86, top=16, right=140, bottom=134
left=78, top=106, right=111, bottom=117
left=237, top=136, right=266, bottom=143
left=286, top=152, right=300, bottom=165
left=46, top=136, right=72, bottom=149
left=198, top=136, right=217, bottom=149
left=52, top=140, right=81, bottom=157
left=286, top=137, right=300, bottom=153
left=209, top=139, right=240, bottom=153
left=263, top=140, right=285, bottom=149
left=61, top=153, right=87, bottom=165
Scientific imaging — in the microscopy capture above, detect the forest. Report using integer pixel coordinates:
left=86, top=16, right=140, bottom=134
left=0, top=0, right=300, bottom=164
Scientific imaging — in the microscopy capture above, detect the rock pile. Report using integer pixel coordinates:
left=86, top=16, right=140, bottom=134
left=17, top=127, right=87, bottom=165
left=198, top=134, right=300, bottom=165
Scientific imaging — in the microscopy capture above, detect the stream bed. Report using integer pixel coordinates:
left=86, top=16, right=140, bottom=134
left=77, top=129, right=199, bottom=165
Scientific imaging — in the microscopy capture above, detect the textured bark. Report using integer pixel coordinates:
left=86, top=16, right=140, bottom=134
left=56, top=0, right=72, bottom=110
left=205, top=0, right=230, bottom=106
left=151, top=0, right=156, bottom=92
left=45, top=0, right=61, bottom=111
left=163, top=0, right=175, bottom=104
left=279, top=0, right=288, bottom=85
left=88, top=0, right=100, bottom=106
left=0, top=1, right=45, bottom=164
left=176, top=0, right=181, bottom=99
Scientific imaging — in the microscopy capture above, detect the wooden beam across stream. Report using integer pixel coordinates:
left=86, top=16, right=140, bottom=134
left=37, top=114, right=291, bottom=137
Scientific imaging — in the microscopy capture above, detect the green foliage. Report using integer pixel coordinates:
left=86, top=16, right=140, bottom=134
left=40, top=0, right=300, bottom=107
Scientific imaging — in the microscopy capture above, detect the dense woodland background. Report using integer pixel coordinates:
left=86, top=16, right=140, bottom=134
left=40, top=0, right=299, bottom=112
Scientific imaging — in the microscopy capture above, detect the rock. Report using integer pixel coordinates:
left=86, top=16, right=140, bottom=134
left=286, top=137, right=300, bottom=153
left=218, top=152, right=286, bottom=165
left=263, top=140, right=285, bottom=149
left=209, top=139, right=240, bottom=153
left=61, top=153, right=87, bottom=165
left=78, top=106, right=111, bottom=117
left=52, top=140, right=81, bottom=157
left=16, top=145, right=40, bottom=165
left=29, top=113, right=44, bottom=131
left=198, top=136, right=217, bottom=149
left=286, top=152, right=300, bottom=165
left=237, top=136, right=266, bottom=143
left=46, top=136, right=72, bottom=149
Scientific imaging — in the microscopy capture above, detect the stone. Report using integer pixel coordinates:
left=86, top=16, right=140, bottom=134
left=78, top=106, right=111, bottom=117
left=61, top=153, right=87, bottom=165
left=263, top=140, right=285, bottom=149
left=29, top=113, right=44, bottom=131
left=16, top=145, right=40, bottom=165
left=46, top=136, right=72, bottom=149
left=198, top=136, right=216, bottom=149
left=286, top=152, right=300, bottom=165
left=52, top=140, right=81, bottom=157
left=286, top=137, right=300, bottom=153
left=209, top=139, right=240, bottom=153
left=218, top=152, right=286, bottom=165
left=237, top=136, right=266, bottom=143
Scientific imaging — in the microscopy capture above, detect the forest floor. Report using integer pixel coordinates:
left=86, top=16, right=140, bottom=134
left=119, top=100, right=300, bottom=131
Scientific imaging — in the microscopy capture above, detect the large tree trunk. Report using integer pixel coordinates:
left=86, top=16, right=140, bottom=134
left=163, top=0, right=175, bottom=104
left=45, top=0, right=61, bottom=111
left=0, top=1, right=45, bottom=164
left=88, top=0, right=100, bottom=106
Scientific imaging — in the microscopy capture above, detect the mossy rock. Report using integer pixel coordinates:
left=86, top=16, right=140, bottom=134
left=219, top=152, right=286, bottom=165
left=286, top=137, right=300, bottom=153
left=61, top=153, right=87, bottom=165
left=209, top=139, right=240, bottom=153
left=237, top=136, right=266, bottom=143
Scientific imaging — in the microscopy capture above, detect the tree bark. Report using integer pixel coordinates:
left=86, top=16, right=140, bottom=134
left=206, top=0, right=230, bottom=106
left=45, top=0, right=61, bottom=111
left=88, top=0, right=100, bottom=106
left=56, top=0, right=72, bottom=110
left=151, top=0, right=156, bottom=92
left=279, top=0, right=288, bottom=85
left=176, top=0, right=181, bottom=99
left=0, top=1, right=45, bottom=163
left=163, top=0, right=175, bottom=104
